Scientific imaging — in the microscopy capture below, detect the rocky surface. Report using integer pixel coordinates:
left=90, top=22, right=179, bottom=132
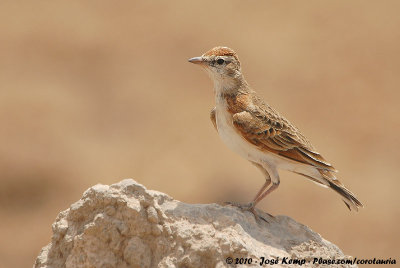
left=34, top=179, right=354, bottom=268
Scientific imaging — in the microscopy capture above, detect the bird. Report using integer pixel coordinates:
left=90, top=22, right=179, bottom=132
left=188, top=46, right=363, bottom=219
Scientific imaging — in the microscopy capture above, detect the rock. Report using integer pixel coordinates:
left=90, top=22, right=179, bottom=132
left=34, top=179, right=355, bottom=268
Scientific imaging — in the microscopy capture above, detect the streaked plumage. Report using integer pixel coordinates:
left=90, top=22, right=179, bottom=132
left=189, top=46, right=363, bottom=215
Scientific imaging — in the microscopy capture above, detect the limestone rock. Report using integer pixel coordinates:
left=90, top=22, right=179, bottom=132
left=34, top=179, right=355, bottom=268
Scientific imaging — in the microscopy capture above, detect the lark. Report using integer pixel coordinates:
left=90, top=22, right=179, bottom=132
left=188, top=46, right=363, bottom=219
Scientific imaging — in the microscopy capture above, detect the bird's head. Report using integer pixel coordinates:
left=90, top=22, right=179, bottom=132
left=189, top=46, right=244, bottom=90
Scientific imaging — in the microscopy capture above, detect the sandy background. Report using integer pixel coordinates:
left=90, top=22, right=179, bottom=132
left=1, top=1, right=399, bottom=267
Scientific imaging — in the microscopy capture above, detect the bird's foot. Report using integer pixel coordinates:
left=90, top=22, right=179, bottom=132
left=224, top=201, right=272, bottom=223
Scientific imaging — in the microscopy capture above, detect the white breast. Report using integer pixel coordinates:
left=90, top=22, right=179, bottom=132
left=215, top=97, right=277, bottom=165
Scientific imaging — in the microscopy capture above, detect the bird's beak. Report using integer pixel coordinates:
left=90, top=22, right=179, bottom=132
left=188, top=56, right=206, bottom=65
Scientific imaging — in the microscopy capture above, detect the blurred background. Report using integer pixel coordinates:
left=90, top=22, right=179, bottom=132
left=1, top=1, right=399, bottom=267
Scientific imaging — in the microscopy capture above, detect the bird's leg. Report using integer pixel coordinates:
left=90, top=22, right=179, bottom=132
left=252, top=181, right=279, bottom=206
left=251, top=165, right=280, bottom=207
left=249, top=180, right=271, bottom=208
left=224, top=179, right=270, bottom=211
left=246, top=162, right=272, bottom=210
left=225, top=162, right=273, bottom=222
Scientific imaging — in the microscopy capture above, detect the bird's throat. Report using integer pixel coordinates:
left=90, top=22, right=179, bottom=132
left=212, top=74, right=247, bottom=99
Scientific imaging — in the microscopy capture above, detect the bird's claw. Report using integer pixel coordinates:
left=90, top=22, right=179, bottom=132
left=224, top=201, right=271, bottom=223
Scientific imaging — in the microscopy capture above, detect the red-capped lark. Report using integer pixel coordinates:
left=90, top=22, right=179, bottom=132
left=189, top=46, right=363, bottom=220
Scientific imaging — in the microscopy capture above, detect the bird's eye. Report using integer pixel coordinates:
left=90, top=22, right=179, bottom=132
left=217, top=58, right=225, bottom=65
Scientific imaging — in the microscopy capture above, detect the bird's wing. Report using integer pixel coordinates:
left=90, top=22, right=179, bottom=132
left=231, top=96, right=336, bottom=172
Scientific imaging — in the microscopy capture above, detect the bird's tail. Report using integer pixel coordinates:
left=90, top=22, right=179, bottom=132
left=319, top=170, right=364, bottom=211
